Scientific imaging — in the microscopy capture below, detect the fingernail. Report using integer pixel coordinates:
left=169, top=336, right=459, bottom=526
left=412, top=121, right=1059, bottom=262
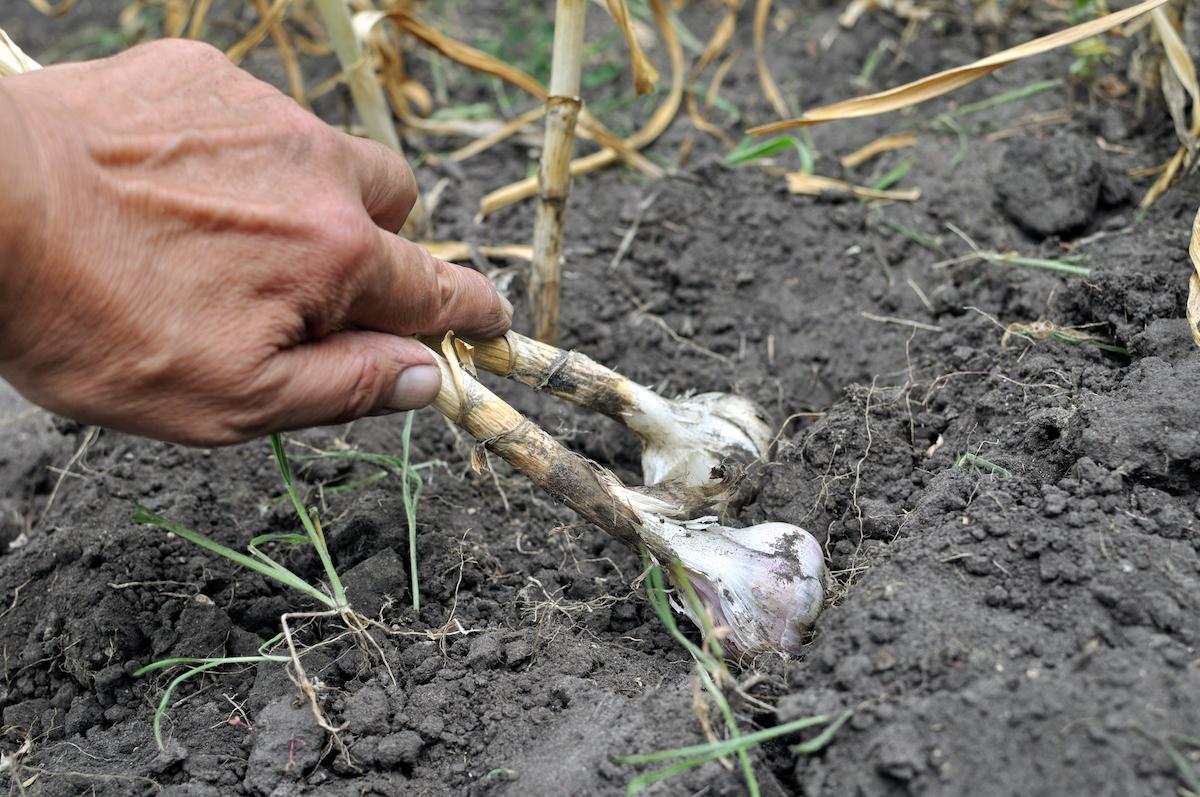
left=387, top=365, right=441, bottom=411
left=499, top=294, right=514, bottom=319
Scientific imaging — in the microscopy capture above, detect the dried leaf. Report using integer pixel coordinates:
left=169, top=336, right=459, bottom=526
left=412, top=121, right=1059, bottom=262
left=454, top=339, right=478, bottom=378
left=440, top=332, right=469, bottom=408
left=388, top=10, right=658, bottom=175
left=447, top=106, right=544, bottom=162
left=479, top=0, right=683, bottom=218
left=0, top=29, right=41, bottom=77
left=1138, top=145, right=1186, bottom=210
left=26, top=0, right=77, bottom=16
left=419, top=242, right=535, bottom=263
left=840, top=132, right=918, bottom=168
left=469, top=445, right=489, bottom=474
left=1159, top=58, right=1193, bottom=151
left=750, top=0, right=1168, bottom=133
left=754, top=0, right=789, bottom=118
left=1151, top=6, right=1200, bottom=138
left=225, top=0, right=291, bottom=65
left=1188, top=207, right=1200, bottom=347
left=787, top=171, right=920, bottom=201
left=605, top=0, right=659, bottom=94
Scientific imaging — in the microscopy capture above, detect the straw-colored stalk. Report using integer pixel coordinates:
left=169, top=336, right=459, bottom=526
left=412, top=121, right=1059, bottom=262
left=478, top=0, right=682, bottom=219
left=313, top=0, right=402, bottom=154
left=529, top=0, right=587, bottom=344
left=1188, top=207, right=1200, bottom=348
left=429, top=350, right=683, bottom=559
left=425, top=331, right=772, bottom=488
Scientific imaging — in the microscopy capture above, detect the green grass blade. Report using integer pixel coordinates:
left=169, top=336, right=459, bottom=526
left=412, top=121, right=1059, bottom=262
left=791, top=709, right=853, bottom=754
left=323, top=469, right=390, bottom=495
left=402, top=411, right=422, bottom=612
left=142, top=655, right=285, bottom=750
left=696, top=665, right=759, bottom=797
left=955, top=452, right=1011, bottom=477
left=727, top=135, right=813, bottom=171
left=947, top=78, right=1062, bottom=119
left=643, top=558, right=710, bottom=668
left=271, top=434, right=347, bottom=609
left=988, top=253, right=1091, bottom=277
left=877, top=216, right=943, bottom=253
left=626, top=754, right=716, bottom=795
left=249, top=532, right=311, bottom=548
left=666, top=562, right=755, bottom=795
left=1163, top=738, right=1200, bottom=795
left=133, top=507, right=335, bottom=608
left=615, top=713, right=834, bottom=765
left=291, top=449, right=438, bottom=473
left=870, top=157, right=914, bottom=192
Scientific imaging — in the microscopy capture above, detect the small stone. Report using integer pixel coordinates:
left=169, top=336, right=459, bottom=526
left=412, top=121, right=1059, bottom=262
left=466, top=633, right=504, bottom=670
left=376, top=730, right=424, bottom=767
left=343, top=685, right=389, bottom=736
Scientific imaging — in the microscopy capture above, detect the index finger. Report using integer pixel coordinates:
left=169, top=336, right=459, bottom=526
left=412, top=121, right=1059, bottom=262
left=342, top=133, right=418, bottom=233
left=347, top=230, right=514, bottom=339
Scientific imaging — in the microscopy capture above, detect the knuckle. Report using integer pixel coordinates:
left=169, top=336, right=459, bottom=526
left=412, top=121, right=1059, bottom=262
left=322, top=209, right=377, bottom=268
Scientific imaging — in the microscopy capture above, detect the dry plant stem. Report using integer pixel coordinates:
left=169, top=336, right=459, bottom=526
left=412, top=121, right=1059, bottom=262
left=1188, top=206, right=1200, bottom=348
left=313, top=0, right=403, bottom=155
left=434, top=331, right=670, bottom=440
left=478, top=0, right=683, bottom=218
left=428, top=353, right=669, bottom=559
left=530, top=0, right=587, bottom=344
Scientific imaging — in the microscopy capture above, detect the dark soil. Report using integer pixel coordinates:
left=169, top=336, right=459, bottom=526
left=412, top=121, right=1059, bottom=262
left=2, top=1, right=1198, bottom=796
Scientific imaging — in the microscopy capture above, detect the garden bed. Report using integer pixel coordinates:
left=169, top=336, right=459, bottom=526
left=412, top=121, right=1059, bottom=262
left=1, top=1, right=1198, bottom=795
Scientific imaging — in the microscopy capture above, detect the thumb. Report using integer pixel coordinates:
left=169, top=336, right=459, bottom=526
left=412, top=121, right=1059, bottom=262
left=262, top=331, right=441, bottom=431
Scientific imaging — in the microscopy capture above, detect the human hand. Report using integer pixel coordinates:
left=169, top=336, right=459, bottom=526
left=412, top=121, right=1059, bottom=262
left=0, top=39, right=511, bottom=446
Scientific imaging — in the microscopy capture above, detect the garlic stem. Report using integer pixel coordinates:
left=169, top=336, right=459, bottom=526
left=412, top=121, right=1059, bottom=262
left=437, top=331, right=772, bottom=487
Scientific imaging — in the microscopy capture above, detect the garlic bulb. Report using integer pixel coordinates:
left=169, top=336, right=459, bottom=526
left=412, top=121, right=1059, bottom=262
left=0, top=30, right=42, bottom=78
left=623, top=483, right=826, bottom=655
left=626, top=389, right=774, bottom=487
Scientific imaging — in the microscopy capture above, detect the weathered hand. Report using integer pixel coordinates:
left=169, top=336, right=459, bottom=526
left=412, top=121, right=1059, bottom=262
left=0, top=39, right=510, bottom=446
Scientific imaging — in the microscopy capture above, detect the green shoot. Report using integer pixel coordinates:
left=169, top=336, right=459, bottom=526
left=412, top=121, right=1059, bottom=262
left=854, top=40, right=889, bottom=89
left=933, top=113, right=970, bottom=170
left=1163, top=737, right=1200, bottom=795
left=616, top=710, right=853, bottom=795
left=1044, top=329, right=1128, bottom=354
left=985, top=252, right=1091, bottom=277
left=270, top=434, right=348, bottom=609
left=286, top=434, right=432, bottom=610
left=877, top=216, right=944, bottom=253
left=132, top=507, right=335, bottom=609
left=869, top=157, right=914, bottom=193
left=946, top=78, right=1063, bottom=120
left=135, top=634, right=288, bottom=750
left=955, top=452, right=1012, bottom=478
left=727, top=135, right=815, bottom=173
left=401, top=412, right=424, bottom=612
left=321, top=469, right=390, bottom=495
